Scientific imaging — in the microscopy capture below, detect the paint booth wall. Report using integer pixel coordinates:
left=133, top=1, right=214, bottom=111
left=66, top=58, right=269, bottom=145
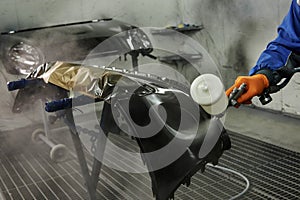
left=0, top=0, right=299, bottom=116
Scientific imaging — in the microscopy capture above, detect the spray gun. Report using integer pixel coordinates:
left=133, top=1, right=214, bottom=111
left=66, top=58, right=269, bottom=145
left=226, top=63, right=300, bottom=107
left=191, top=62, right=300, bottom=114
left=190, top=74, right=248, bottom=116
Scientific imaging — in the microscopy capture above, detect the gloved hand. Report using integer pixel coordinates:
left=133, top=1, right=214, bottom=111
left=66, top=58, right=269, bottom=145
left=226, top=74, right=269, bottom=104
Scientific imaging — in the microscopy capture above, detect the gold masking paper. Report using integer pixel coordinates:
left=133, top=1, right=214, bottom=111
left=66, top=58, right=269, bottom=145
left=37, top=61, right=122, bottom=98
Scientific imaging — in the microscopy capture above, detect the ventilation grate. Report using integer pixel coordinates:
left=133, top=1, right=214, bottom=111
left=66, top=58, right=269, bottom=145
left=0, top=130, right=299, bottom=200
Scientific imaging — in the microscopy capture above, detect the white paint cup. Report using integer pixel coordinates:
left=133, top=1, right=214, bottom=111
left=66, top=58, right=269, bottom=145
left=190, top=74, right=228, bottom=115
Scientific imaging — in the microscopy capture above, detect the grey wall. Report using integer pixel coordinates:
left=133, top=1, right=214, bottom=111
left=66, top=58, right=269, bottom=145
left=0, top=0, right=299, bottom=115
left=0, top=0, right=181, bottom=31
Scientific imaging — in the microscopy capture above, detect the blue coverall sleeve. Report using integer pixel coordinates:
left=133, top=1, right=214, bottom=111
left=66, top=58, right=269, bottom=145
left=249, top=0, right=300, bottom=75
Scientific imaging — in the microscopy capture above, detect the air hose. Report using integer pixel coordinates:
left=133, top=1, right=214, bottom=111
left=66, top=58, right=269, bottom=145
left=207, top=163, right=250, bottom=200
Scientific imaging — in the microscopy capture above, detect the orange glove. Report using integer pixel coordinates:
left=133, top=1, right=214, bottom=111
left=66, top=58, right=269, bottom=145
left=226, top=74, right=269, bottom=104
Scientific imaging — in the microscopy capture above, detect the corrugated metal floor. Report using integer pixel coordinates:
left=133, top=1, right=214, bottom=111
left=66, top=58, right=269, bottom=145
left=0, top=127, right=300, bottom=200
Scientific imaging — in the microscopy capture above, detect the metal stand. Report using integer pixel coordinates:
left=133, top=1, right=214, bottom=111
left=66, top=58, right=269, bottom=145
left=31, top=100, right=68, bottom=162
left=63, top=52, right=141, bottom=199
left=31, top=128, right=68, bottom=162
left=64, top=103, right=109, bottom=200
left=36, top=50, right=144, bottom=199
left=130, top=51, right=139, bottom=70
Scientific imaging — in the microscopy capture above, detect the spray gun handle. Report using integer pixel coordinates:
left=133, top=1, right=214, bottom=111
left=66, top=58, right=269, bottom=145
left=258, top=66, right=300, bottom=105
left=259, top=91, right=272, bottom=105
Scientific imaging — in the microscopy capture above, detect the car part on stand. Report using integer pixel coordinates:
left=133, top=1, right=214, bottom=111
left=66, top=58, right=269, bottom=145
left=7, top=63, right=231, bottom=200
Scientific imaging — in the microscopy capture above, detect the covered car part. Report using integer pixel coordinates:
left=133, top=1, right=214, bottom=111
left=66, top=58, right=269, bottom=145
left=0, top=19, right=152, bottom=75
left=8, top=62, right=231, bottom=200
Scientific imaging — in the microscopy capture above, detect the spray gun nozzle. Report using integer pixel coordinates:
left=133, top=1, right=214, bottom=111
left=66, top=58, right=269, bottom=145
left=228, top=83, right=247, bottom=107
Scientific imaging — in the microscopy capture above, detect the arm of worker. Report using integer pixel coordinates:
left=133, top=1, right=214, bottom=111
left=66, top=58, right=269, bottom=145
left=226, top=0, right=300, bottom=104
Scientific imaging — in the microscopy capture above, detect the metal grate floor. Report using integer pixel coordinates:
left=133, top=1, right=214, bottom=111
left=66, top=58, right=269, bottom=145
left=0, top=128, right=300, bottom=200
